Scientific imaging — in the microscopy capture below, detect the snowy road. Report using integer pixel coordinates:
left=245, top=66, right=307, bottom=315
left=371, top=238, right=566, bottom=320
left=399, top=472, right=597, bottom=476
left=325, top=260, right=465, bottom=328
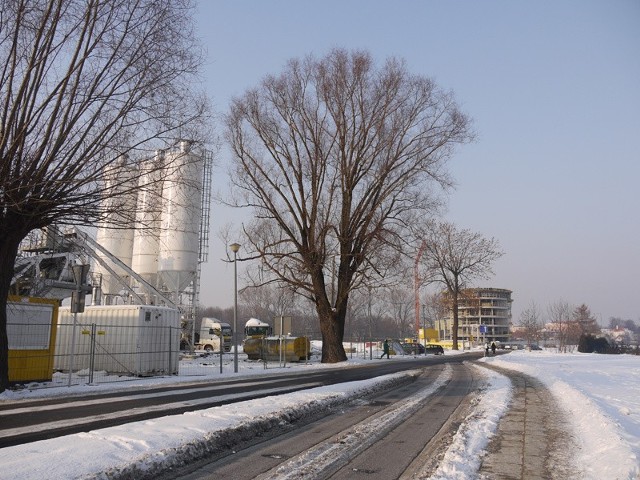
left=0, top=354, right=474, bottom=448
left=160, top=363, right=479, bottom=480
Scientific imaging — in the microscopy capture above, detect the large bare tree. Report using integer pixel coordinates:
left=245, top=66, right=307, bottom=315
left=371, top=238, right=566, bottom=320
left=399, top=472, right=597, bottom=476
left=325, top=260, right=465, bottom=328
left=419, top=221, right=504, bottom=350
left=225, top=49, right=472, bottom=362
left=0, top=0, right=208, bottom=392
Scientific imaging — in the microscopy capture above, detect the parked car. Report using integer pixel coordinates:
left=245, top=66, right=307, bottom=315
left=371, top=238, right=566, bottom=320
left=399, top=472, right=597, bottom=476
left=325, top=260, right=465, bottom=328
left=424, top=344, right=445, bottom=355
left=401, top=342, right=425, bottom=355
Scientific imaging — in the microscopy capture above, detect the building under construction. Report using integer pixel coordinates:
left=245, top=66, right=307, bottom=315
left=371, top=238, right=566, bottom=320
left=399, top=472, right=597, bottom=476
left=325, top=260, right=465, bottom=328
left=436, top=287, right=513, bottom=345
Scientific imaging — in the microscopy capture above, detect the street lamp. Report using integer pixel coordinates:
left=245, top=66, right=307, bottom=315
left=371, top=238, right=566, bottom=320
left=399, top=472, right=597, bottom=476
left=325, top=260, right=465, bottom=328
left=68, top=263, right=90, bottom=387
left=230, top=242, right=241, bottom=373
left=422, top=303, right=427, bottom=355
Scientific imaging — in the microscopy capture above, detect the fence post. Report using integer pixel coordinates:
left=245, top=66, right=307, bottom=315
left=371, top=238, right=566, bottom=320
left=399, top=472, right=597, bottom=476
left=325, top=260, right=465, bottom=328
left=88, top=323, right=96, bottom=385
left=169, top=326, right=173, bottom=375
left=262, top=338, right=268, bottom=369
left=67, top=314, right=78, bottom=387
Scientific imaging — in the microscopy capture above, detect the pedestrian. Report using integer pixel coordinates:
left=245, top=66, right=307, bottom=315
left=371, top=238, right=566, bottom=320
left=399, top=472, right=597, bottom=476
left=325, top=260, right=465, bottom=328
left=485, top=343, right=489, bottom=356
left=491, top=342, right=496, bottom=355
left=380, top=339, right=390, bottom=359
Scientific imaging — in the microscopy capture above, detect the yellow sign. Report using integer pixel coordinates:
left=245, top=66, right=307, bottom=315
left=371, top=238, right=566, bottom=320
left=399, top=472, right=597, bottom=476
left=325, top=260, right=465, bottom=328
left=418, top=328, right=439, bottom=342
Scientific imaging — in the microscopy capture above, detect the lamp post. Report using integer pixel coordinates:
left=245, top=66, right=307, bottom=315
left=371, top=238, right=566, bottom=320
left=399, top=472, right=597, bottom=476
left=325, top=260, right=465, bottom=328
left=68, top=263, right=90, bottom=387
left=422, top=303, right=427, bottom=355
left=230, top=243, right=241, bottom=373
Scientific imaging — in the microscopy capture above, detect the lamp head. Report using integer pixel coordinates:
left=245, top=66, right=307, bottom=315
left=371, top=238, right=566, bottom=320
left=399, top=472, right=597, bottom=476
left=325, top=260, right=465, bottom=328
left=230, top=243, right=241, bottom=254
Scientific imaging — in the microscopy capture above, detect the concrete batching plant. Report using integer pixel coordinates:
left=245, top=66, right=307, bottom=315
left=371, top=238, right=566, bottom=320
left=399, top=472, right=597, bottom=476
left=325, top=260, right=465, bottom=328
left=93, top=140, right=212, bottom=322
left=12, top=140, right=213, bottom=345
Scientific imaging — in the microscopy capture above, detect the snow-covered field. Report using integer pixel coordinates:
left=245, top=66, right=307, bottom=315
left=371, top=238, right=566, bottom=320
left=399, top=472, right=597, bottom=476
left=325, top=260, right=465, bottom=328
left=0, top=349, right=638, bottom=480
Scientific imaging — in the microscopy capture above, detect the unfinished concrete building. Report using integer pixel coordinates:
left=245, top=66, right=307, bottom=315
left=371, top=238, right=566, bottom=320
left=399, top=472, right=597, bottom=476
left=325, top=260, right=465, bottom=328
left=436, top=287, right=513, bottom=346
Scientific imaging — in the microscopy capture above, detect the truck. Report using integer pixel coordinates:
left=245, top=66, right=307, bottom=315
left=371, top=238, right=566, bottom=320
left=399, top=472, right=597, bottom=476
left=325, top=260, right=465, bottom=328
left=244, top=317, right=272, bottom=338
left=195, top=317, right=232, bottom=353
left=243, top=318, right=272, bottom=360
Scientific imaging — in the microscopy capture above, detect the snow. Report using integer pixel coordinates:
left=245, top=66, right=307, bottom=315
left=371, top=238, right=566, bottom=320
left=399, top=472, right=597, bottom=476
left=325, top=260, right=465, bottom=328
left=485, top=351, right=640, bottom=480
left=423, top=364, right=513, bottom=480
left=0, top=349, right=638, bottom=480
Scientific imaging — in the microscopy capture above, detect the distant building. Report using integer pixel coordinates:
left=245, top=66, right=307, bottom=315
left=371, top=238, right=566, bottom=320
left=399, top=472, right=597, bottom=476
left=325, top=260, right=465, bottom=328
left=437, top=287, right=513, bottom=345
left=602, top=326, right=637, bottom=346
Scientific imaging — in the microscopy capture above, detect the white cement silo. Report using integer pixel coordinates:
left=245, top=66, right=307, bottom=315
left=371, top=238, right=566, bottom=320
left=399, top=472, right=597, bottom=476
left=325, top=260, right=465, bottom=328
left=94, top=156, right=137, bottom=298
left=131, top=150, right=165, bottom=290
left=157, top=141, right=203, bottom=294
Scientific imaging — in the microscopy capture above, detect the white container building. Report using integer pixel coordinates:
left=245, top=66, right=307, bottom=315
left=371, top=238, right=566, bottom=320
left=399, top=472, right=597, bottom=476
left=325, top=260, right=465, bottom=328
left=54, top=304, right=181, bottom=376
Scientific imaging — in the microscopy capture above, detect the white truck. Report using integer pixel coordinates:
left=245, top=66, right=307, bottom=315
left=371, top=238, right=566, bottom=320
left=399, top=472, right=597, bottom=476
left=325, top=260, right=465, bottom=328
left=244, top=318, right=272, bottom=338
left=195, top=317, right=232, bottom=353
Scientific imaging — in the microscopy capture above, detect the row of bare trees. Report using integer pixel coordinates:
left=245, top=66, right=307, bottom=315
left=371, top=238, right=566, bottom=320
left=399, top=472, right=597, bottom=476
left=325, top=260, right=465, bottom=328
left=516, top=301, right=601, bottom=351
left=216, top=284, right=444, bottom=342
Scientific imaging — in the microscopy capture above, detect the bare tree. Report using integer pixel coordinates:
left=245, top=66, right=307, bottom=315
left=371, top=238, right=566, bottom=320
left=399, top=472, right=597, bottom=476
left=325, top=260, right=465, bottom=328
left=421, top=292, right=446, bottom=330
left=547, top=300, right=581, bottom=352
left=419, top=221, right=504, bottom=350
left=225, top=49, right=472, bottom=362
left=388, top=285, right=414, bottom=339
left=239, top=283, right=296, bottom=325
left=0, top=0, right=209, bottom=392
left=519, top=301, right=543, bottom=347
left=340, top=288, right=369, bottom=340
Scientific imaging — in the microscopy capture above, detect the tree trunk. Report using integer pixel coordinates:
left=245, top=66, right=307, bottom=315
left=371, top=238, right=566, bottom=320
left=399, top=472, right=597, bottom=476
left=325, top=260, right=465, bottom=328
left=0, top=233, right=23, bottom=393
left=316, top=297, right=347, bottom=363
left=309, top=263, right=348, bottom=363
left=318, top=304, right=347, bottom=363
left=451, top=289, right=459, bottom=350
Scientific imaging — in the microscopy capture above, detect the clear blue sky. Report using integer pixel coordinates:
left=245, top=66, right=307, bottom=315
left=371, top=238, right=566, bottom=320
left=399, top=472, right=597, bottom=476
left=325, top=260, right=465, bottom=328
left=195, top=0, right=640, bottom=324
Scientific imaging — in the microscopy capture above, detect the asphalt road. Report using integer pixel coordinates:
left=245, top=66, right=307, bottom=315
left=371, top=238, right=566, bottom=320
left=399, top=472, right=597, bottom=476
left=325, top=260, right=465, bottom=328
left=0, top=352, right=483, bottom=448
left=171, top=362, right=478, bottom=480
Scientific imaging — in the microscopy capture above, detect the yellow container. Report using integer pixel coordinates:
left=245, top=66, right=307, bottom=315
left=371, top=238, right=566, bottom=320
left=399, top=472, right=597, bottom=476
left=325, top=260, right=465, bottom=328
left=7, top=296, right=59, bottom=383
left=244, top=336, right=310, bottom=362
left=243, top=337, right=265, bottom=360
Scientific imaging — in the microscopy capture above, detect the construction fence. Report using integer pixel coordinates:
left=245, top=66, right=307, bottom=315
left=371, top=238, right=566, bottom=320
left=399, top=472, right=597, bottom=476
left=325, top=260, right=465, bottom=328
left=8, top=318, right=433, bottom=391
left=7, top=321, right=319, bottom=390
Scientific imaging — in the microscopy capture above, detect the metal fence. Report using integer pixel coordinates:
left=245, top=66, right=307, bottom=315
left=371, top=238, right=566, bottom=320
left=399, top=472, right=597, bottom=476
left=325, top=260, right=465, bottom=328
left=7, top=322, right=327, bottom=390
left=9, top=321, right=409, bottom=391
left=8, top=321, right=185, bottom=388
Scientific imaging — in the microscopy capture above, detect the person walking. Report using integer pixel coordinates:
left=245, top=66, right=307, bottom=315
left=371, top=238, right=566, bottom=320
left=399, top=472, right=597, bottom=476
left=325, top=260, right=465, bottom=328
left=491, top=342, right=497, bottom=355
left=380, top=339, right=390, bottom=359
